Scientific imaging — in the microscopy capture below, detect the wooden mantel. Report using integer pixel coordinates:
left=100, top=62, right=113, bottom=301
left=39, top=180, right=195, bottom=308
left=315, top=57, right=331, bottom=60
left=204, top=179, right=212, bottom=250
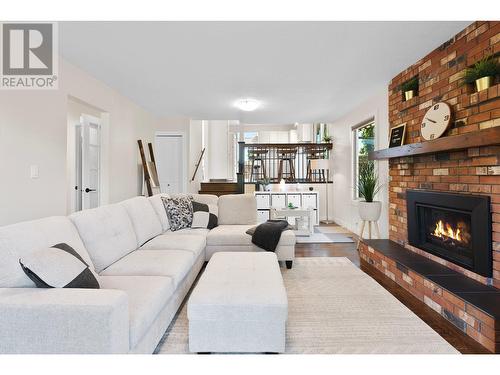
left=369, top=127, right=500, bottom=160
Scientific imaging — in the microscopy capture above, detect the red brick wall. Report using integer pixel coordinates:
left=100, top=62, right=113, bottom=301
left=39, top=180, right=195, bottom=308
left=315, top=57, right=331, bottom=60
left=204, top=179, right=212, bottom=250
left=387, top=21, right=500, bottom=288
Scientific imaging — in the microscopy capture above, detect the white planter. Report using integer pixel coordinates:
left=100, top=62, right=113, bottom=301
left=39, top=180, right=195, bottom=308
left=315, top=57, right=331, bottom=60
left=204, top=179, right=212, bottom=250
left=358, top=201, right=382, bottom=221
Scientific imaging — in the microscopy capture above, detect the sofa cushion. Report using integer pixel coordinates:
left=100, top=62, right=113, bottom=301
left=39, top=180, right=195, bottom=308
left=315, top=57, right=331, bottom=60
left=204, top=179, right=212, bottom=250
left=0, top=216, right=95, bottom=288
left=207, top=225, right=295, bottom=247
left=140, top=234, right=205, bottom=259
left=69, top=204, right=138, bottom=273
left=120, top=196, right=162, bottom=247
left=99, top=275, right=174, bottom=349
left=190, top=194, right=219, bottom=206
left=19, top=243, right=100, bottom=289
left=148, top=194, right=170, bottom=232
left=162, top=196, right=193, bottom=231
left=99, top=250, right=194, bottom=288
left=218, top=194, right=257, bottom=225
left=164, top=228, right=210, bottom=236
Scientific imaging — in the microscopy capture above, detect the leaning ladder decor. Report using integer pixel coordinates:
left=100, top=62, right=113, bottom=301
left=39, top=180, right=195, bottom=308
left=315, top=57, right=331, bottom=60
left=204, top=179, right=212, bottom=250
left=138, top=140, right=153, bottom=196
left=191, top=148, right=205, bottom=182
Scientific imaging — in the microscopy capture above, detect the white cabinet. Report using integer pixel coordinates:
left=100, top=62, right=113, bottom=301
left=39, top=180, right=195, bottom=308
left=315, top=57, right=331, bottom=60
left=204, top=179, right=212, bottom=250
left=270, top=194, right=286, bottom=208
left=253, top=191, right=319, bottom=225
left=255, top=193, right=270, bottom=209
left=257, top=210, right=269, bottom=223
left=302, top=193, right=318, bottom=209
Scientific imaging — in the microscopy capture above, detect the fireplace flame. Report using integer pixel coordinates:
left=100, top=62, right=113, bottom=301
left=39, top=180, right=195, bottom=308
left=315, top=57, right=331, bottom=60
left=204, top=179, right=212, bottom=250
left=432, top=220, right=462, bottom=242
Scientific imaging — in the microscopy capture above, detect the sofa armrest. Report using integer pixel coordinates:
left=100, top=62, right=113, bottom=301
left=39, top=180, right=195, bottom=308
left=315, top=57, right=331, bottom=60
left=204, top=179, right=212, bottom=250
left=0, top=288, right=129, bottom=354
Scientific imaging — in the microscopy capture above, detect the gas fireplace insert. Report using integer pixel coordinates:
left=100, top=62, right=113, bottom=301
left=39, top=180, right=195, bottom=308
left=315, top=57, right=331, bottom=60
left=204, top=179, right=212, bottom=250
left=406, top=190, right=492, bottom=278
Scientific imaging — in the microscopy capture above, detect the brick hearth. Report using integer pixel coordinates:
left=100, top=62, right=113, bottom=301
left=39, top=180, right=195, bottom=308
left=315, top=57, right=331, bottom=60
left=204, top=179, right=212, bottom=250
left=359, top=240, right=500, bottom=353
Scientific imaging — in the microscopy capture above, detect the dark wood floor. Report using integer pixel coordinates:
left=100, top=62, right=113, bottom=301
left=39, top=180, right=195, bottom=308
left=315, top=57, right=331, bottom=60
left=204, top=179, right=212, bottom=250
left=295, top=226, right=490, bottom=354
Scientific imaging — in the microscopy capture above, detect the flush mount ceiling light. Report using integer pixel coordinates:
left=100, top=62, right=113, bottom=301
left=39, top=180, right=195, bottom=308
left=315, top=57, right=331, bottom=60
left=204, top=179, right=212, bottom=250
left=235, top=98, right=260, bottom=111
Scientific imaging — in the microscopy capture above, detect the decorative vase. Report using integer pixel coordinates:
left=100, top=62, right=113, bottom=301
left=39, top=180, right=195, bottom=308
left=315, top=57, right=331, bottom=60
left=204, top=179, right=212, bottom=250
left=358, top=201, right=382, bottom=221
left=475, top=76, right=493, bottom=92
left=404, top=90, right=415, bottom=101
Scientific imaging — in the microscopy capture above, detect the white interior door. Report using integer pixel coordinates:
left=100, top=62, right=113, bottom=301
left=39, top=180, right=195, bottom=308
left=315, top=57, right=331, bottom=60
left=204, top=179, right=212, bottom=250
left=81, top=115, right=101, bottom=210
left=155, top=133, right=184, bottom=194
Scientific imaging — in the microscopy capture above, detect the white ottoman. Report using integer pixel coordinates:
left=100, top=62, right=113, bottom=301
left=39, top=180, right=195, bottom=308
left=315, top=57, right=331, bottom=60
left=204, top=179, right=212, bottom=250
left=187, top=252, right=288, bottom=353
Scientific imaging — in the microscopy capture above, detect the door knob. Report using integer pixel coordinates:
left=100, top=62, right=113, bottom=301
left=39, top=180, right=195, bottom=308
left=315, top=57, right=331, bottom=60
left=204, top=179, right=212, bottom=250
left=84, top=188, right=96, bottom=193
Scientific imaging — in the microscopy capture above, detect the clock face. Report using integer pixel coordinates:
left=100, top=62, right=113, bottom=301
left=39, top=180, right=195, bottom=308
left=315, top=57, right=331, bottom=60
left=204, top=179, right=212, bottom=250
left=421, top=102, right=451, bottom=141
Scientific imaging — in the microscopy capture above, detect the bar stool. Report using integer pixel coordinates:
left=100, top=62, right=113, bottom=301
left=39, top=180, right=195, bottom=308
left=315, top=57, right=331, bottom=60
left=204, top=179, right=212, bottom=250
left=306, top=147, right=327, bottom=182
left=277, top=146, right=296, bottom=182
left=249, top=149, right=268, bottom=182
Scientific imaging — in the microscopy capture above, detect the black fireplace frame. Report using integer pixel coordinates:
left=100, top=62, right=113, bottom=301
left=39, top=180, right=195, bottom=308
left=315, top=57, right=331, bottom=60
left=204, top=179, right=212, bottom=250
left=406, top=190, right=492, bottom=278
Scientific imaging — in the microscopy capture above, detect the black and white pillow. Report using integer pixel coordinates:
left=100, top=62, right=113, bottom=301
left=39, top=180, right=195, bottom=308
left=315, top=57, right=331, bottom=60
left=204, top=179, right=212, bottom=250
left=161, top=196, right=193, bottom=231
left=191, top=201, right=218, bottom=229
left=19, top=243, right=100, bottom=289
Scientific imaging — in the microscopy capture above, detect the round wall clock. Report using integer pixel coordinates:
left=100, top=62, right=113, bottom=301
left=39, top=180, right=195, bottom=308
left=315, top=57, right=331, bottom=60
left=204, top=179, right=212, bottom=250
left=421, top=102, right=451, bottom=141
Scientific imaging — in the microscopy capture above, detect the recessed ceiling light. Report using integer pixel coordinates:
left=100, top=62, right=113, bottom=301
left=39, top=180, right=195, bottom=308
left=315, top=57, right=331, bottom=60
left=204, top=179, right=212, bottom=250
left=235, top=98, right=260, bottom=112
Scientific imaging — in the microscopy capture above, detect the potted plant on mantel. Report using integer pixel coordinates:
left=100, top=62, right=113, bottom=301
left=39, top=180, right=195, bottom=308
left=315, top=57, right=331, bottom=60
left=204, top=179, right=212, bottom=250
left=401, top=76, right=419, bottom=101
left=462, top=55, right=500, bottom=92
left=357, top=161, right=382, bottom=222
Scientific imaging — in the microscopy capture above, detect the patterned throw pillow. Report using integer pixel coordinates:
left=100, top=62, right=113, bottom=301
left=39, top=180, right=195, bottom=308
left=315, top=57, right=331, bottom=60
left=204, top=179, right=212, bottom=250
left=191, top=201, right=218, bottom=229
left=161, top=196, right=193, bottom=231
left=19, top=243, right=100, bottom=289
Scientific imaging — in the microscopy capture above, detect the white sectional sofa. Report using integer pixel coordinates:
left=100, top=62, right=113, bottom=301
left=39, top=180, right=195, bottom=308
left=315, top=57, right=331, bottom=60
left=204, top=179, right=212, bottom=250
left=0, top=193, right=295, bottom=354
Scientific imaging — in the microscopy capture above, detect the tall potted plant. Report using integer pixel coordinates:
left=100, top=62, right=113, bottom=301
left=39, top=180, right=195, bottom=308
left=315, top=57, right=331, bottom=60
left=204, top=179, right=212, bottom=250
left=462, top=55, right=499, bottom=92
left=357, top=161, right=382, bottom=221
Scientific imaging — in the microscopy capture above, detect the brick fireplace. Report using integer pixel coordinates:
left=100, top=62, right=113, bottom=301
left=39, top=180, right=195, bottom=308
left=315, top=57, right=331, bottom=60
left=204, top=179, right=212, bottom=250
left=388, top=21, right=500, bottom=288
left=359, top=21, right=500, bottom=352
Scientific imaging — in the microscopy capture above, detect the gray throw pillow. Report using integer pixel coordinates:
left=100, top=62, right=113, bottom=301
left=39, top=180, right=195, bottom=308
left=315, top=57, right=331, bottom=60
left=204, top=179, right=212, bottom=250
left=162, top=196, right=193, bottom=231
left=19, top=243, right=100, bottom=289
left=191, top=201, right=218, bottom=229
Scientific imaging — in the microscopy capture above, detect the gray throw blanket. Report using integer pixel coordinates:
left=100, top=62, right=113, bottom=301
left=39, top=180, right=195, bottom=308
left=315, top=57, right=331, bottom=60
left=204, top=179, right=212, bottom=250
left=246, top=220, right=292, bottom=252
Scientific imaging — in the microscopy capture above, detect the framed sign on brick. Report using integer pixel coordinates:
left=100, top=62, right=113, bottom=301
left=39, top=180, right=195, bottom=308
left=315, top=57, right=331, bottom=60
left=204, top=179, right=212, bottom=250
left=388, top=123, right=406, bottom=148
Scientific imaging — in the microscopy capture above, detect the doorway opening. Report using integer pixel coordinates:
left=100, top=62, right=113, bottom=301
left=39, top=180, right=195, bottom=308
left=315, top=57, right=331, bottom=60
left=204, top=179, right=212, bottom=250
left=155, top=132, right=187, bottom=194
left=75, top=115, right=101, bottom=211
left=67, top=97, right=108, bottom=213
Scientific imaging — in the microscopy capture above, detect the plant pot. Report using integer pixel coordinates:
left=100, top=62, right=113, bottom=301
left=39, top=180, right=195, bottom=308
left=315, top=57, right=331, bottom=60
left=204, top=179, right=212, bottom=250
left=358, top=201, right=382, bottom=221
left=404, top=90, right=415, bottom=101
left=475, top=76, right=493, bottom=92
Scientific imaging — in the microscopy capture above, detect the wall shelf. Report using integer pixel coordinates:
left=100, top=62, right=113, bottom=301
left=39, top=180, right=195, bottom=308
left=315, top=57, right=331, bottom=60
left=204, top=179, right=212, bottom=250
left=369, top=127, right=500, bottom=160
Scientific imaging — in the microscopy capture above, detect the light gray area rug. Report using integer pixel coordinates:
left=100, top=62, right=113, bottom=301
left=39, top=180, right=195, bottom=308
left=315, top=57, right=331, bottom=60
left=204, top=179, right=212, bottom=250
left=155, top=257, right=458, bottom=354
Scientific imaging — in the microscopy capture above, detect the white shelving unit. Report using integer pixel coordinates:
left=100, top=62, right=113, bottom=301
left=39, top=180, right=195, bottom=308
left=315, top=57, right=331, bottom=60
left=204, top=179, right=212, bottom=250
left=254, top=191, right=319, bottom=225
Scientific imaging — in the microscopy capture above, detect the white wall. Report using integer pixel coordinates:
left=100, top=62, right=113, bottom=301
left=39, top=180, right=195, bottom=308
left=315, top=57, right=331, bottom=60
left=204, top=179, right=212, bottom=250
left=203, top=120, right=232, bottom=180
left=330, top=89, right=389, bottom=237
left=0, top=58, right=186, bottom=226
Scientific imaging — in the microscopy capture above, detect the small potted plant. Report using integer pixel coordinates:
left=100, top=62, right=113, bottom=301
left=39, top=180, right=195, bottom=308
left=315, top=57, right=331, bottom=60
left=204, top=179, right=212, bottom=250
left=258, top=177, right=271, bottom=191
left=401, top=77, right=418, bottom=101
left=357, top=161, right=382, bottom=222
left=322, top=125, right=332, bottom=143
left=462, top=55, right=499, bottom=92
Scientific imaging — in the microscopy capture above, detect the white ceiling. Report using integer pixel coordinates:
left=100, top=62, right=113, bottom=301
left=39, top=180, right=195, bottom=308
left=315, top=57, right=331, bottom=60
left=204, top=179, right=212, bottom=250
left=60, top=21, right=470, bottom=123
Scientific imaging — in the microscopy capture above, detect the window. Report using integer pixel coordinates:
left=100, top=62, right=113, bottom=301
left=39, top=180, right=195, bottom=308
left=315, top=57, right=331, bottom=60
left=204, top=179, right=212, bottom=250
left=353, top=120, right=375, bottom=199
